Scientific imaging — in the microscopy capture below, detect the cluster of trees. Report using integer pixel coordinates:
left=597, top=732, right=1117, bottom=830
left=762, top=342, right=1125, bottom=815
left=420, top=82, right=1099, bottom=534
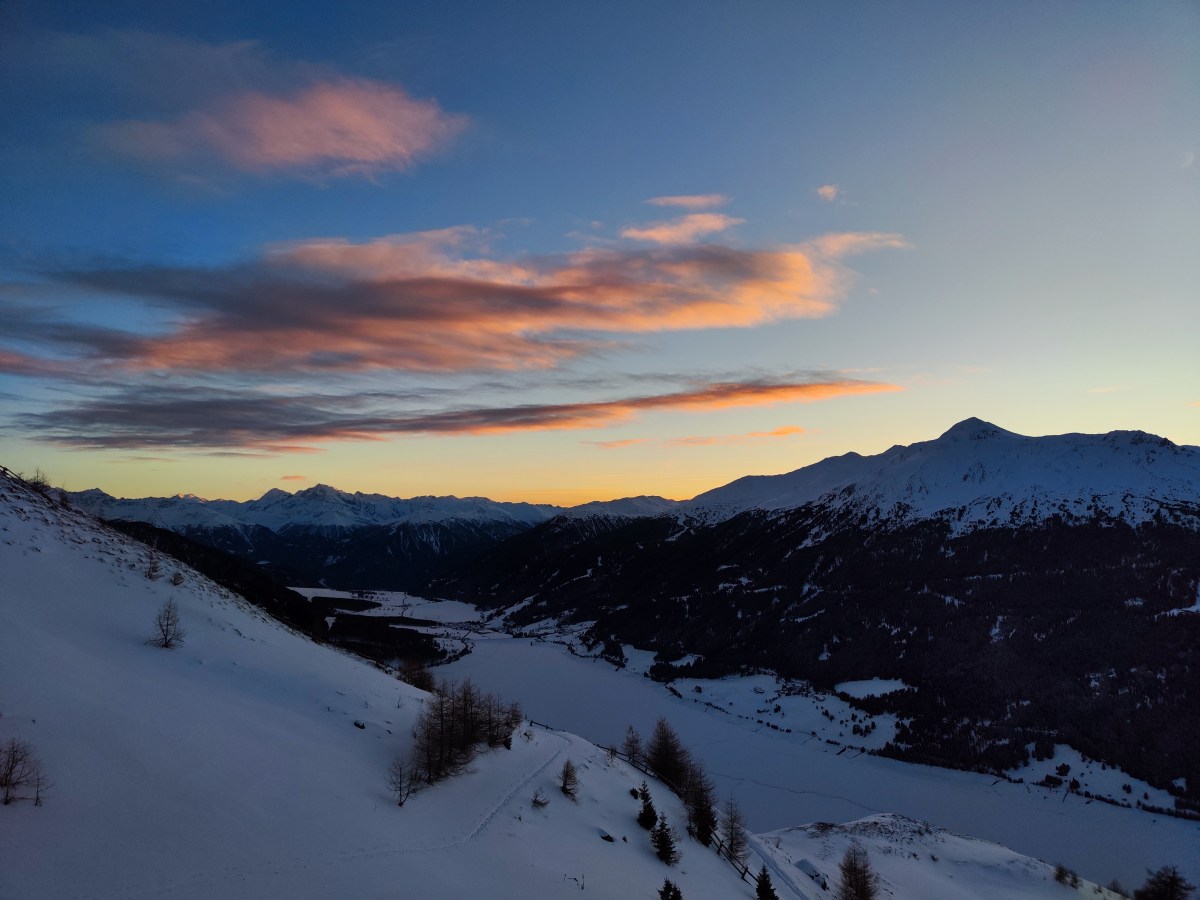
left=624, top=717, right=760, bottom=892
left=623, top=718, right=720, bottom=848
left=387, top=678, right=522, bottom=805
left=624, top=717, right=882, bottom=899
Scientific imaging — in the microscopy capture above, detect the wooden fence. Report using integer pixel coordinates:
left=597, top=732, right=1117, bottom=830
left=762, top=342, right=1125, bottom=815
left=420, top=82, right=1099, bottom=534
left=526, top=719, right=754, bottom=884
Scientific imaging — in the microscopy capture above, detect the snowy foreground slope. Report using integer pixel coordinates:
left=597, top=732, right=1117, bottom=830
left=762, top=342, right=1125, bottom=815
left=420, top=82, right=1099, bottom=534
left=0, top=473, right=1144, bottom=898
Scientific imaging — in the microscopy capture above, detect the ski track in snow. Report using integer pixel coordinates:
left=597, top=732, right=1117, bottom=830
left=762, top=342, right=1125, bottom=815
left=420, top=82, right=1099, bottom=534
left=148, top=732, right=569, bottom=896
left=715, top=770, right=883, bottom=819
left=748, top=833, right=813, bottom=900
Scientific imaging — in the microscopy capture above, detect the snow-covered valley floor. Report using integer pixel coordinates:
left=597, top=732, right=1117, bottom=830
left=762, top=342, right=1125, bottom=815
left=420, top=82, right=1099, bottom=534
left=293, top=587, right=1200, bottom=890
left=430, top=611, right=1200, bottom=891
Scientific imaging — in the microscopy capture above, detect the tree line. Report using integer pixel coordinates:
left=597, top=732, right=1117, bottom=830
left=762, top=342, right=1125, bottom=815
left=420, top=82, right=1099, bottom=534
left=387, top=677, right=522, bottom=805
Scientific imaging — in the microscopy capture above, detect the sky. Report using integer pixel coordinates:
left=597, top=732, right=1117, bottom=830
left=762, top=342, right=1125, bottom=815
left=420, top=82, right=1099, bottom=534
left=1, top=1, right=1197, bottom=505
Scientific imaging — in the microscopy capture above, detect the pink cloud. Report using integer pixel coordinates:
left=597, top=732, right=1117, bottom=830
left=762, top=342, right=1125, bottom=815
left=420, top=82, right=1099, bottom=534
left=96, top=78, right=466, bottom=178
left=0, top=349, right=72, bottom=377
left=805, top=232, right=909, bottom=259
left=645, top=194, right=730, bottom=210
left=620, top=213, right=745, bottom=245
left=816, top=184, right=840, bottom=202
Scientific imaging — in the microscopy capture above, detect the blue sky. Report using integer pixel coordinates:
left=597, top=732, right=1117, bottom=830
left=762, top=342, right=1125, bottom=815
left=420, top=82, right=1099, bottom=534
left=1, top=1, right=1197, bottom=503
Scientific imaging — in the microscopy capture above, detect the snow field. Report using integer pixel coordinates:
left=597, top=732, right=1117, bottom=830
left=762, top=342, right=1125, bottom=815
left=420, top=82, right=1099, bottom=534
left=441, top=630, right=1200, bottom=891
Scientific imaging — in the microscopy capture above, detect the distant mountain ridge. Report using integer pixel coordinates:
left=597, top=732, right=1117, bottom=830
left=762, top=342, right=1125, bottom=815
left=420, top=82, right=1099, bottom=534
left=68, top=419, right=1200, bottom=592
left=69, top=481, right=680, bottom=589
left=72, top=418, right=1200, bottom=539
left=71, top=483, right=565, bottom=534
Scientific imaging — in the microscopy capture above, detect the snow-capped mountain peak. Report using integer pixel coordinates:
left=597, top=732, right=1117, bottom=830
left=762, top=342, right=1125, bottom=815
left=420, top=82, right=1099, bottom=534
left=937, top=417, right=1018, bottom=441
left=683, top=419, right=1200, bottom=530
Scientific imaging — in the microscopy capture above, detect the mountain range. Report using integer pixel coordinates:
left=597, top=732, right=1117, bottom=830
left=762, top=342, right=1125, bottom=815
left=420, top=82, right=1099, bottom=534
left=67, top=419, right=1200, bottom=809
left=69, top=418, right=1200, bottom=580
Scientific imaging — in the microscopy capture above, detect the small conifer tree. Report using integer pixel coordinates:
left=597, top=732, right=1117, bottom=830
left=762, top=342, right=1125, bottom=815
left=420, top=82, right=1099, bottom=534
left=637, top=781, right=658, bottom=829
left=756, top=864, right=780, bottom=900
left=719, top=793, right=749, bottom=865
left=622, top=724, right=642, bottom=766
left=835, top=844, right=879, bottom=900
left=149, top=598, right=185, bottom=649
left=1133, top=865, right=1196, bottom=900
left=560, top=758, right=578, bottom=800
left=652, top=814, right=680, bottom=865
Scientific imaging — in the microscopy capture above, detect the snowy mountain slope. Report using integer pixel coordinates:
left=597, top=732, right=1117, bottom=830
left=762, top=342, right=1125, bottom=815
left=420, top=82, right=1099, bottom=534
left=0, top=471, right=1160, bottom=899
left=755, top=814, right=1127, bottom=900
left=68, top=483, right=570, bottom=590
left=683, top=418, right=1200, bottom=529
left=555, top=494, right=681, bottom=519
left=0, top=472, right=756, bottom=899
left=72, top=482, right=561, bottom=534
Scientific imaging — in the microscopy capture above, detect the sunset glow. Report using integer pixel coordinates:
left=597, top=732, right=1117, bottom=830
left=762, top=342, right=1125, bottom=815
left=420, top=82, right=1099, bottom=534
left=0, top=2, right=1196, bottom=504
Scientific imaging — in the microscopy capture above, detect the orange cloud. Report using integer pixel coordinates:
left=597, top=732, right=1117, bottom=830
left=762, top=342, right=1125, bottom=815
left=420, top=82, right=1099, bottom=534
left=280, top=474, right=308, bottom=481
left=56, top=229, right=906, bottom=376
left=621, top=213, right=744, bottom=245
left=816, top=184, right=840, bottom=202
left=645, top=194, right=730, bottom=210
left=96, top=78, right=466, bottom=178
left=671, top=425, right=805, bottom=446
left=396, top=381, right=897, bottom=437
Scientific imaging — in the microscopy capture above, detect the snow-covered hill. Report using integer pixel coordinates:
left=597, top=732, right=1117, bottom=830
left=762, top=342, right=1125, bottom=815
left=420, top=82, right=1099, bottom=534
left=0, top=471, right=750, bottom=898
left=683, top=418, right=1200, bottom=529
left=0, top=470, right=1147, bottom=898
left=756, top=814, right=1126, bottom=900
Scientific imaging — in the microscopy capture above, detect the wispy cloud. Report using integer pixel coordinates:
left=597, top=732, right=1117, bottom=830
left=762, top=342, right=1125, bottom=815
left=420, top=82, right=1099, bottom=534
left=816, top=184, right=840, bottom=202
left=95, top=78, right=466, bottom=179
left=0, top=349, right=73, bottom=378
left=280, top=474, right=308, bottom=481
left=585, top=438, right=647, bottom=450
left=1086, top=385, right=1130, bottom=395
left=671, top=425, right=804, bottom=446
left=645, top=194, right=730, bottom=210
left=20, top=379, right=899, bottom=450
left=620, top=213, right=745, bottom=245
left=22, top=227, right=905, bottom=377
